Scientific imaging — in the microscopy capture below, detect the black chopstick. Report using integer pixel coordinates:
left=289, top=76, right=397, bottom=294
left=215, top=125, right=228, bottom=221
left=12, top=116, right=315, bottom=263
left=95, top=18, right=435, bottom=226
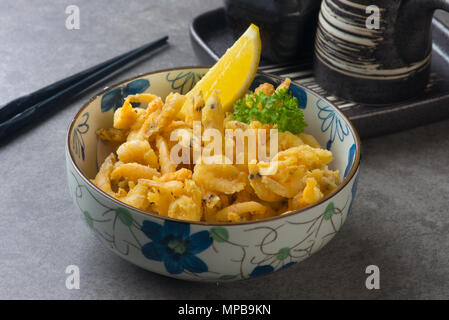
left=0, top=35, right=168, bottom=143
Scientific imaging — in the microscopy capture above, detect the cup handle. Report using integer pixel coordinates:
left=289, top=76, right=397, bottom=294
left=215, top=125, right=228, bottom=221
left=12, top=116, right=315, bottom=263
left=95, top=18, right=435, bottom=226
left=397, top=0, right=449, bottom=63
left=432, top=0, right=449, bottom=11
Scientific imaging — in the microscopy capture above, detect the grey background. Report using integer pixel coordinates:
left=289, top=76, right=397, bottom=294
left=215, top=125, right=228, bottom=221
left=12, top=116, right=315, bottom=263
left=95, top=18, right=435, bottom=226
left=0, top=0, right=448, bottom=299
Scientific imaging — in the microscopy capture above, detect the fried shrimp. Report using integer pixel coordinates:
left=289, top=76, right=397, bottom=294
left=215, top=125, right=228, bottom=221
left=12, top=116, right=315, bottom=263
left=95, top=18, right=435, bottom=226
left=93, top=81, right=341, bottom=222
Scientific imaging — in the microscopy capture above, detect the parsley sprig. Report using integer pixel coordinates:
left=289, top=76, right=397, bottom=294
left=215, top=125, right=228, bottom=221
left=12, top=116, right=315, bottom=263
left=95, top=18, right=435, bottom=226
left=232, top=87, right=307, bottom=134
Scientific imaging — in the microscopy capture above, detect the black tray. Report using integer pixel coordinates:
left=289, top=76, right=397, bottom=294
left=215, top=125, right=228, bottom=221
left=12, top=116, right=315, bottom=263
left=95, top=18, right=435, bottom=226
left=190, top=8, right=449, bottom=139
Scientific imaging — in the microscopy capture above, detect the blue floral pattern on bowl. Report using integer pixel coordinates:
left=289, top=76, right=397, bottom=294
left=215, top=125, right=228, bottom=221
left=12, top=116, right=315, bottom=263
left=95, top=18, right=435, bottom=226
left=72, top=112, right=89, bottom=160
left=101, top=79, right=150, bottom=112
left=316, top=99, right=350, bottom=150
left=289, top=85, right=307, bottom=109
left=141, top=220, right=212, bottom=275
left=249, top=261, right=297, bottom=278
left=344, top=144, right=357, bottom=178
left=166, top=71, right=204, bottom=94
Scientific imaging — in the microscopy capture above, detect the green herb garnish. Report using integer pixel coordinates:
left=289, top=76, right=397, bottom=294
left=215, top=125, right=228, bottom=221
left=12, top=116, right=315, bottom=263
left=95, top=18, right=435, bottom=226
left=232, top=87, right=307, bottom=134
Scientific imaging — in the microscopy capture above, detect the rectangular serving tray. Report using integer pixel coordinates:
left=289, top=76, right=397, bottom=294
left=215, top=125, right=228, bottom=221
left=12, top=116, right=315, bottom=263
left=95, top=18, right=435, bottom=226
left=190, top=8, right=449, bottom=138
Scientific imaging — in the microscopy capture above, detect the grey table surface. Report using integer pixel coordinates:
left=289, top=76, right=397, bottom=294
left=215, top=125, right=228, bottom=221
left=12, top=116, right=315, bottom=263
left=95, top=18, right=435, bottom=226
left=1, top=0, right=449, bottom=300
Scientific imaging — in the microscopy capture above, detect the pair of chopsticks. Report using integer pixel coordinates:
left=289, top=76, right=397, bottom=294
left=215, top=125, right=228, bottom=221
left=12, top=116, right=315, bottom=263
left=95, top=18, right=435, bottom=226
left=0, top=35, right=169, bottom=143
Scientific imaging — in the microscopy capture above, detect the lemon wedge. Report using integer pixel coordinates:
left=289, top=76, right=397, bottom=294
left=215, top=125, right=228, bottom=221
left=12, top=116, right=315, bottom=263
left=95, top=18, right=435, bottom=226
left=185, top=24, right=261, bottom=113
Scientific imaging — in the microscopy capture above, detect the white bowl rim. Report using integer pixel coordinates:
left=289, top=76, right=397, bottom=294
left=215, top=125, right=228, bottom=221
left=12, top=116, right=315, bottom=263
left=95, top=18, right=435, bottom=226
left=66, top=66, right=361, bottom=227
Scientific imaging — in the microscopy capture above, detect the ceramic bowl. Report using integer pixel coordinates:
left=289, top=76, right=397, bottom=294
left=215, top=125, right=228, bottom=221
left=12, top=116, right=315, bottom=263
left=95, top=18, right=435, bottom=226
left=66, top=67, right=361, bottom=281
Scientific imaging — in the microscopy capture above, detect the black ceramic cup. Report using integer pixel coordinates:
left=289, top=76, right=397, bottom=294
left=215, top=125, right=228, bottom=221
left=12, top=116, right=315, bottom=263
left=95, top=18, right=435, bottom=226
left=314, top=0, right=449, bottom=105
left=224, top=0, right=322, bottom=63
